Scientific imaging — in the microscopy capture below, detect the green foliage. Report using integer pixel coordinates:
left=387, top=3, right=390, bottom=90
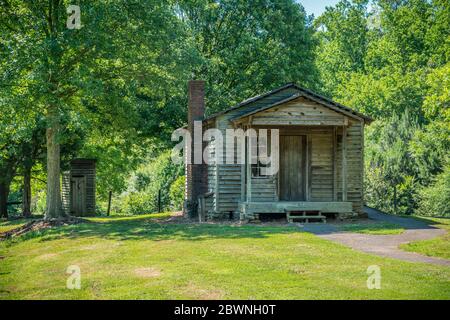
left=179, top=0, right=319, bottom=114
left=417, top=165, right=450, bottom=217
left=422, top=62, right=450, bottom=121
left=314, top=0, right=370, bottom=96
left=115, top=191, right=155, bottom=216
left=169, top=175, right=185, bottom=211
left=0, top=0, right=191, bottom=217
left=0, top=0, right=448, bottom=218
left=409, top=120, right=450, bottom=184
left=33, top=190, right=47, bottom=215
left=113, top=151, right=183, bottom=215
left=0, top=0, right=319, bottom=217
left=365, top=112, right=420, bottom=214
left=317, top=0, right=450, bottom=216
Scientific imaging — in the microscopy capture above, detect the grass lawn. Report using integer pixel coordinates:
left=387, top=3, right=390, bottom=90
left=0, top=213, right=449, bottom=300
left=401, top=217, right=450, bottom=260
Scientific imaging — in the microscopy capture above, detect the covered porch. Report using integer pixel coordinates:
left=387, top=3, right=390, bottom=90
left=237, top=125, right=354, bottom=222
left=232, top=96, right=359, bottom=222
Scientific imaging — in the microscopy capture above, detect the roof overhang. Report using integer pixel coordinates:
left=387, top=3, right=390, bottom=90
left=229, top=92, right=367, bottom=125
left=204, top=83, right=373, bottom=124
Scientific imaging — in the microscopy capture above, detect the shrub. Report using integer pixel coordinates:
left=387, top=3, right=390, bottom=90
left=417, top=165, right=450, bottom=217
left=169, top=175, right=185, bottom=211
left=114, top=150, right=183, bottom=214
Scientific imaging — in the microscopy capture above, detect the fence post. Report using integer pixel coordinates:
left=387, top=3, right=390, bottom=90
left=107, top=191, right=112, bottom=216
left=158, top=189, right=162, bottom=213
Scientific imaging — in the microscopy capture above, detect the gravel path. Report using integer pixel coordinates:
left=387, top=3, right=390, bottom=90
left=300, top=207, right=450, bottom=267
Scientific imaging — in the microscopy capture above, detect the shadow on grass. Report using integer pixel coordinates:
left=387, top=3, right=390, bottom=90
left=363, top=206, right=448, bottom=231
left=4, top=210, right=447, bottom=245
left=3, top=216, right=300, bottom=245
left=407, top=215, right=450, bottom=225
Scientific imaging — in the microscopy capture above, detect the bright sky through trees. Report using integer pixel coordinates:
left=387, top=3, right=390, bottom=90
left=298, top=0, right=341, bottom=17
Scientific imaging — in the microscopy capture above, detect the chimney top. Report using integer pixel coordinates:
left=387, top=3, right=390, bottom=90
left=188, top=80, right=205, bottom=122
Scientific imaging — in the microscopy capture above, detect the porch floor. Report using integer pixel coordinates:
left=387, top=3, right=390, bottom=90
left=239, top=201, right=353, bottom=221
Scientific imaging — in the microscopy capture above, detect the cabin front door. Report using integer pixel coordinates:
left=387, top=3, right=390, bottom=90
left=71, top=176, right=86, bottom=216
left=279, top=135, right=306, bottom=201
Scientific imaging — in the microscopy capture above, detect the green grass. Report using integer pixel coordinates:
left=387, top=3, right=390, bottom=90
left=338, top=222, right=404, bottom=235
left=0, top=213, right=449, bottom=300
left=86, top=212, right=172, bottom=223
left=401, top=216, right=450, bottom=260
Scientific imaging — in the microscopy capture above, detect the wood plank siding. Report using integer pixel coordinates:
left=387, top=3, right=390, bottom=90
left=250, top=97, right=346, bottom=126
left=62, top=159, right=96, bottom=216
left=203, top=85, right=367, bottom=220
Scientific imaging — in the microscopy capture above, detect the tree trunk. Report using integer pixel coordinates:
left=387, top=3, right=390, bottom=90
left=45, top=106, right=64, bottom=220
left=0, top=163, right=15, bottom=219
left=22, top=165, right=32, bottom=217
left=0, top=181, right=9, bottom=219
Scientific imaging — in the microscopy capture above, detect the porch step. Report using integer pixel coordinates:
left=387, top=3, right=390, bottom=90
left=285, top=210, right=326, bottom=224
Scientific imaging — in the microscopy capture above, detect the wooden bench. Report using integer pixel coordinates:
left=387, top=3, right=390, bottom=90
left=285, top=210, right=326, bottom=223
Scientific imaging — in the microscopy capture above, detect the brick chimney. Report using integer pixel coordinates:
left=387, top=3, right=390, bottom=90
left=184, top=80, right=207, bottom=218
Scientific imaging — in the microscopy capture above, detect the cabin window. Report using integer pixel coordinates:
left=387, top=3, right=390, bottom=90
left=251, top=132, right=271, bottom=178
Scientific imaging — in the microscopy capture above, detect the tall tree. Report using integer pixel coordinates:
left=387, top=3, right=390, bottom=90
left=314, top=0, right=369, bottom=97
left=20, top=123, right=46, bottom=217
left=316, top=0, right=450, bottom=215
left=0, top=104, right=40, bottom=218
left=177, top=0, right=318, bottom=113
left=1, top=0, right=183, bottom=219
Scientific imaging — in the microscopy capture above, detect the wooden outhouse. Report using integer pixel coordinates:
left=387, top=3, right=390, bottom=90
left=185, top=81, right=372, bottom=222
left=62, top=159, right=96, bottom=216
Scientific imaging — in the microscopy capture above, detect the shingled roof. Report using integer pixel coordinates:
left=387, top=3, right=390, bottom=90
left=205, top=83, right=373, bottom=123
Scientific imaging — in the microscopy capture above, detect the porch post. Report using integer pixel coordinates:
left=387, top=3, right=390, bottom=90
left=342, top=123, right=348, bottom=201
left=306, top=134, right=312, bottom=201
left=246, top=124, right=252, bottom=203
left=240, top=145, right=246, bottom=202
left=332, top=127, right=337, bottom=201
left=232, top=122, right=246, bottom=204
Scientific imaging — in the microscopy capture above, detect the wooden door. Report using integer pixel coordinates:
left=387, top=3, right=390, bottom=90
left=279, top=135, right=306, bottom=201
left=71, top=176, right=86, bottom=216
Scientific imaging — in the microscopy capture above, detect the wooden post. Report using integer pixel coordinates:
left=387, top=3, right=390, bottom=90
left=332, top=127, right=337, bottom=201
left=214, top=156, right=219, bottom=213
left=306, top=135, right=312, bottom=201
left=106, top=191, right=112, bottom=216
left=198, top=195, right=205, bottom=222
left=158, top=189, right=162, bottom=213
left=240, top=157, right=246, bottom=202
left=360, top=120, right=365, bottom=211
left=246, top=125, right=252, bottom=203
left=240, top=125, right=246, bottom=203
left=342, top=125, right=348, bottom=201
left=198, top=195, right=202, bottom=222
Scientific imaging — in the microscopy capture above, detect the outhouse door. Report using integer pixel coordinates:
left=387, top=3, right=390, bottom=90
left=71, top=176, right=86, bottom=216
left=279, top=135, right=307, bottom=201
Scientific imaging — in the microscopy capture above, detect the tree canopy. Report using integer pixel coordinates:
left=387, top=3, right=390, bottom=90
left=0, top=0, right=448, bottom=217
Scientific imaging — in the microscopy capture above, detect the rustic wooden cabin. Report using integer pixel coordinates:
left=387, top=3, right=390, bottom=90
left=185, top=81, right=372, bottom=223
left=62, top=159, right=96, bottom=216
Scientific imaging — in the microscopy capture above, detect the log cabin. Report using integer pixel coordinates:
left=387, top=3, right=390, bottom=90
left=184, top=81, right=372, bottom=223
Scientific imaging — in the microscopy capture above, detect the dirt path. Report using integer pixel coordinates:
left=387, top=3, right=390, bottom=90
left=301, top=207, right=450, bottom=267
